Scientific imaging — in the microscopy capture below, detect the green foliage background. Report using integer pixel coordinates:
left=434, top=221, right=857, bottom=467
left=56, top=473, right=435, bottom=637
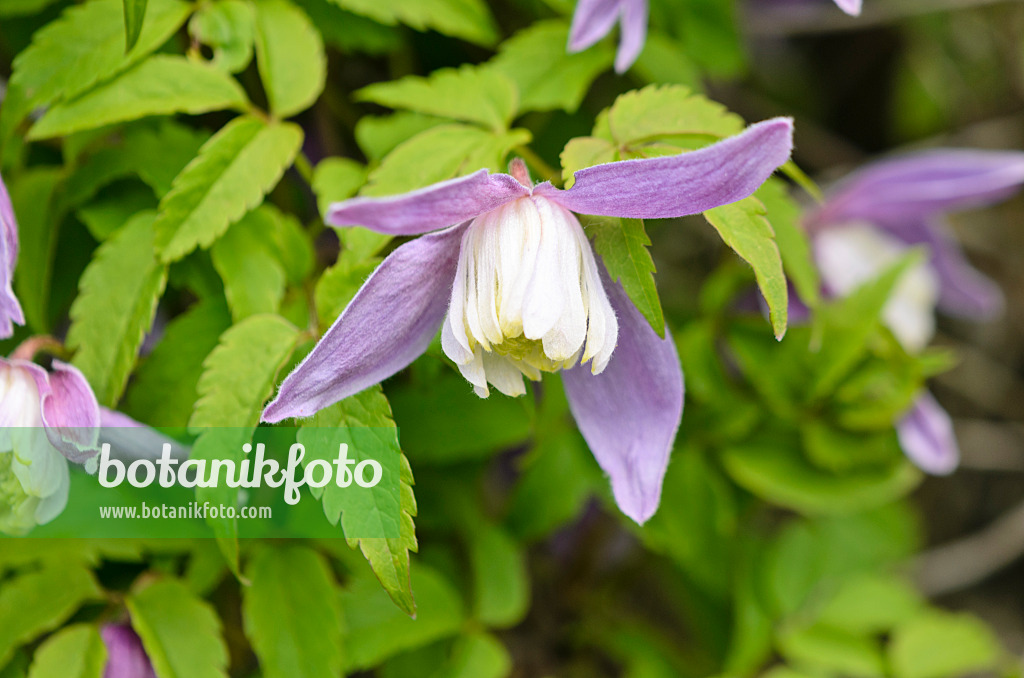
left=1, top=0, right=1023, bottom=675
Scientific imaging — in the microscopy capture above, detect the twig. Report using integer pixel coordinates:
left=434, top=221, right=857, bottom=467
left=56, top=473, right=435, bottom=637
left=915, top=497, right=1024, bottom=596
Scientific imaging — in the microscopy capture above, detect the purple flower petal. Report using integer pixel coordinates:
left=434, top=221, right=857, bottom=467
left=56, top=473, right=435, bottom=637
left=263, top=224, right=467, bottom=422
left=896, top=391, right=959, bottom=476
left=535, top=118, right=794, bottom=219
left=832, top=0, right=862, bottom=15
left=326, top=169, right=529, bottom=236
left=810, top=149, right=1024, bottom=228
left=883, top=217, right=1004, bottom=318
left=0, top=172, right=24, bottom=339
left=568, top=0, right=622, bottom=52
left=614, top=0, right=648, bottom=73
left=562, top=265, right=683, bottom=525
left=102, top=624, right=157, bottom=678
left=39, top=360, right=101, bottom=463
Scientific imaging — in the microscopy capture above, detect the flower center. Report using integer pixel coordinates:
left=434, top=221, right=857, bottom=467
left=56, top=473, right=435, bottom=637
left=441, top=196, right=618, bottom=397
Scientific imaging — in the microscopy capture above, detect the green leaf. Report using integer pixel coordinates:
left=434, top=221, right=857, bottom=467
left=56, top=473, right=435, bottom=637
left=488, top=20, right=613, bottom=113
left=77, top=187, right=158, bottom=241
left=293, top=0, right=401, bottom=54
left=329, top=0, right=498, bottom=46
left=122, top=299, right=232, bottom=427
left=584, top=216, right=665, bottom=336
left=210, top=210, right=288, bottom=321
left=187, top=315, right=300, bottom=560
left=704, top=196, right=788, bottom=339
left=0, top=0, right=59, bottom=17
left=28, top=56, right=249, bottom=139
left=433, top=633, right=512, bottom=678
left=122, top=0, right=146, bottom=50
left=154, top=115, right=303, bottom=262
left=62, top=121, right=209, bottom=210
left=340, top=565, right=463, bottom=671
left=27, top=625, right=107, bottom=678
left=357, top=65, right=516, bottom=132
left=242, top=546, right=344, bottom=678
left=816, top=574, right=924, bottom=635
left=889, top=613, right=1001, bottom=678
left=311, top=157, right=367, bottom=219
left=67, top=211, right=169, bottom=407
left=0, top=0, right=191, bottom=143
left=632, top=31, right=702, bottom=88
left=777, top=625, right=886, bottom=678
left=641, top=447, right=738, bottom=597
left=722, top=439, right=921, bottom=515
left=506, top=428, right=597, bottom=541
left=757, top=178, right=819, bottom=308
left=9, top=168, right=62, bottom=332
left=0, top=564, right=103, bottom=667
left=253, top=0, right=326, bottom=118
left=189, top=0, right=255, bottom=73
left=467, top=522, right=529, bottom=628
left=388, top=369, right=532, bottom=465
left=354, top=112, right=446, bottom=164
left=127, top=579, right=229, bottom=678
left=298, top=386, right=418, bottom=615
left=604, top=84, right=744, bottom=146
left=365, top=124, right=530, bottom=196
left=811, top=251, right=923, bottom=398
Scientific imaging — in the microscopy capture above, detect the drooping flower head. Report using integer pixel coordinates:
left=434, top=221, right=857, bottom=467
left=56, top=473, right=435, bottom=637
left=0, top=347, right=101, bottom=534
left=0, top=171, right=25, bottom=339
left=102, top=624, right=157, bottom=678
left=807, top=149, right=1024, bottom=474
left=263, top=118, right=794, bottom=523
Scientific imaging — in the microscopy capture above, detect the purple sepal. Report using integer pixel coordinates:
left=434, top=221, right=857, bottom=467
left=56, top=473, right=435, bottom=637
left=262, top=223, right=467, bottom=422
left=102, top=624, right=157, bottom=678
left=568, top=0, right=621, bottom=53
left=615, top=0, right=648, bottom=73
left=326, top=169, right=529, bottom=236
left=38, top=360, right=102, bottom=463
left=832, top=0, right=862, bottom=15
left=536, top=118, right=794, bottom=219
left=567, top=0, right=649, bottom=73
left=562, top=264, right=684, bottom=525
left=896, top=391, right=959, bottom=476
left=0, top=171, right=24, bottom=339
left=881, top=217, right=1004, bottom=319
left=810, top=149, right=1024, bottom=228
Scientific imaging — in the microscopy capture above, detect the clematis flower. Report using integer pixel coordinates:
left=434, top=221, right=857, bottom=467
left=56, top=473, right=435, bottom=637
left=102, top=624, right=157, bottom=678
left=0, top=348, right=101, bottom=534
left=263, top=118, right=794, bottom=524
left=568, top=0, right=649, bottom=73
left=0, top=171, right=25, bottom=339
left=807, top=149, right=1024, bottom=474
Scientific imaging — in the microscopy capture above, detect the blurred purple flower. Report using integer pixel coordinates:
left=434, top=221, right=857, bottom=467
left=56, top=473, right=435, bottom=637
left=568, top=0, right=860, bottom=73
left=568, top=0, right=649, bottom=73
left=102, top=624, right=157, bottom=678
left=263, top=118, right=794, bottom=524
left=807, top=149, right=1024, bottom=474
left=0, top=352, right=100, bottom=533
left=0, top=171, right=25, bottom=339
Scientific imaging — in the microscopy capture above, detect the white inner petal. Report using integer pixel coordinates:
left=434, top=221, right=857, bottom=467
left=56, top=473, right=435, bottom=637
left=441, top=195, right=620, bottom=397
left=814, top=222, right=940, bottom=352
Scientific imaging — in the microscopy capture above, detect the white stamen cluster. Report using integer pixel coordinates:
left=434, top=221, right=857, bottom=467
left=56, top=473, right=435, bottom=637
left=441, top=195, right=618, bottom=397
